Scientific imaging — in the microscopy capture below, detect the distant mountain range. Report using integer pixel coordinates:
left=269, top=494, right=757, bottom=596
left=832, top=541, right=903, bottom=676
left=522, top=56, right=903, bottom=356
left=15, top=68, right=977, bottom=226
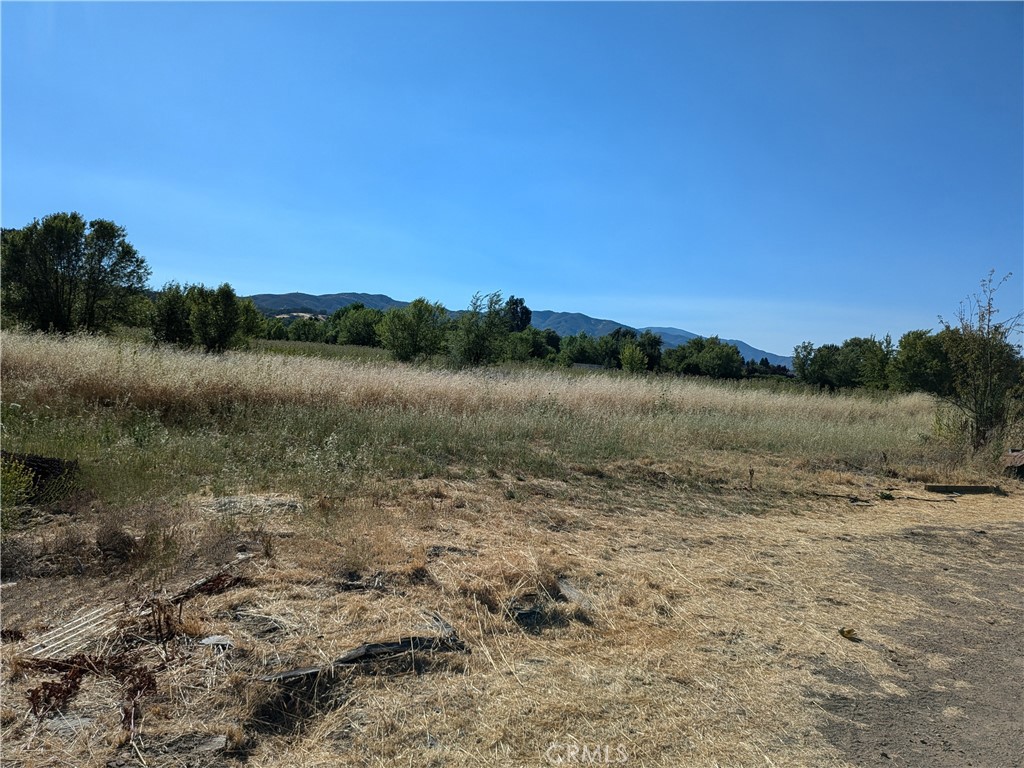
left=247, top=292, right=408, bottom=314
left=246, top=292, right=793, bottom=367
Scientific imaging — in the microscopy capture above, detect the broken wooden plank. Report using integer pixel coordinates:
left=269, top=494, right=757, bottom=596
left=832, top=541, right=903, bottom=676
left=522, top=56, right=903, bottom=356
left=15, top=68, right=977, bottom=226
left=334, top=635, right=469, bottom=664
left=257, top=633, right=469, bottom=683
left=924, top=484, right=1005, bottom=496
left=258, top=665, right=326, bottom=683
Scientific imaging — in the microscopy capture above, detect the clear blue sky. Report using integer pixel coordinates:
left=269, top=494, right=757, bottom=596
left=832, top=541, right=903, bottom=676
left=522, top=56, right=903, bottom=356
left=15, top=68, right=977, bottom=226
left=3, top=2, right=1021, bottom=356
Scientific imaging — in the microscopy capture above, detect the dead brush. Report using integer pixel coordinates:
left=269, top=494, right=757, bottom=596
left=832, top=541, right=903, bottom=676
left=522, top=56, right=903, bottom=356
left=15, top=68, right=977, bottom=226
left=42, top=523, right=91, bottom=576
left=245, top=669, right=351, bottom=736
left=95, top=516, right=136, bottom=563
left=130, top=504, right=189, bottom=585
left=22, top=651, right=159, bottom=720
left=453, top=549, right=574, bottom=632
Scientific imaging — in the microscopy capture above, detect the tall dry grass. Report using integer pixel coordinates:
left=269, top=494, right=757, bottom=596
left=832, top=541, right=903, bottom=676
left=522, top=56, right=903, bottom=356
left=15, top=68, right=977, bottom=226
left=2, top=330, right=934, bottom=420
left=1, top=331, right=952, bottom=505
left=3, top=331, right=1015, bottom=768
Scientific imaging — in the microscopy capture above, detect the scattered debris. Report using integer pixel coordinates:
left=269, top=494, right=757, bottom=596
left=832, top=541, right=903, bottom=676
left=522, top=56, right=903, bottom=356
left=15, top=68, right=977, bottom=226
left=24, top=651, right=160, bottom=719
left=336, top=571, right=387, bottom=592
left=24, top=555, right=252, bottom=662
left=812, top=492, right=875, bottom=504
left=506, top=592, right=569, bottom=634
left=203, top=495, right=302, bottom=515
left=259, top=634, right=469, bottom=683
left=106, top=731, right=237, bottom=767
left=196, top=734, right=228, bottom=752
left=42, top=712, right=94, bottom=736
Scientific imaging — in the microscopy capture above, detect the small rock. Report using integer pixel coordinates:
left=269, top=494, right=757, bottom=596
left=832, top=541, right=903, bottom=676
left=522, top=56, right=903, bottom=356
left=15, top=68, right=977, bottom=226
left=200, top=635, right=234, bottom=648
left=197, top=734, right=228, bottom=752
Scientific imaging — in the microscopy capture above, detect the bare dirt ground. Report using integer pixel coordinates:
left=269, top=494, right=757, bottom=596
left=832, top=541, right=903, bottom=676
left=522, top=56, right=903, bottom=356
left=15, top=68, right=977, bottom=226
left=1, top=472, right=1021, bottom=767
left=812, top=515, right=1024, bottom=768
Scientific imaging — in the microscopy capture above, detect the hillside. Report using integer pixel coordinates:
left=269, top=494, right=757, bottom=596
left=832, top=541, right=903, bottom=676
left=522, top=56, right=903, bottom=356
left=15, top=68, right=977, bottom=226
left=246, top=292, right=793, bottom=366
left=247, top=292, right=409, bottom=315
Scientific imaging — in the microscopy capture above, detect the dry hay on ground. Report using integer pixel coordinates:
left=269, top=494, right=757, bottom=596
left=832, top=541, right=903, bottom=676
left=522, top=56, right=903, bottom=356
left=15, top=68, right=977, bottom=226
left=1, top=479, right=1021, bottom=768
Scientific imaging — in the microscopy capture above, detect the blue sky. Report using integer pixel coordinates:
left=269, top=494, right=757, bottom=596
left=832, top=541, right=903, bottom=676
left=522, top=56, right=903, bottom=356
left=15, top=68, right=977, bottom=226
left=3, top=2, right=1021, bottom=356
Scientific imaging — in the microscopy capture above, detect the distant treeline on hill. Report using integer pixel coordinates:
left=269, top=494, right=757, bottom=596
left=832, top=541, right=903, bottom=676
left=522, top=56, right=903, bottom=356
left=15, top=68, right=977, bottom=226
left=247, top=291, right=792, bottom=367
left=252, top=291, right=792, bottom=380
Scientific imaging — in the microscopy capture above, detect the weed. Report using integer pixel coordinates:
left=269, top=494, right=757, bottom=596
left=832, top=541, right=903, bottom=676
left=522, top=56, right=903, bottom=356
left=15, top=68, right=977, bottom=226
left=0, top=455, right=33, bottom=531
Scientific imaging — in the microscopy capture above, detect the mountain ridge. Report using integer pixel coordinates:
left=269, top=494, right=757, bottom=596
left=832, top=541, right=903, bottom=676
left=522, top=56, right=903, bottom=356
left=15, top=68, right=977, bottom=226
left=246, top=292, right=793, bottom=367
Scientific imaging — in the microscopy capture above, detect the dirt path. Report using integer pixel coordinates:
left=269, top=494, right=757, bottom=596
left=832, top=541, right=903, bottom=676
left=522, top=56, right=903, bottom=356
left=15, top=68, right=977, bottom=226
left=812, top=519, right=1024, bottom=767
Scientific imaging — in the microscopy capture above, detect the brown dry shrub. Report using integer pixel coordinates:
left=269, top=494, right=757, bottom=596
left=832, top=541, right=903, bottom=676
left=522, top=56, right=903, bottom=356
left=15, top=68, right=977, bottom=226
left=95, top=517, right=136, bottom=562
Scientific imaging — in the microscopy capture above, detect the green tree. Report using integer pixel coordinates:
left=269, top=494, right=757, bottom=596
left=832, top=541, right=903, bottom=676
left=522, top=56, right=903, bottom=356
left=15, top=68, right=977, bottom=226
left=237, top=298, right=266, bottom=341
left=936, top=272, right=1024, bottom=449
left=636, top=330, right=663, bottom=371
left=378, top=298, right=449, bottom=362
left=448, top=292, right=508, bottom=366
left=792, top=341, right=815, bottom=382
left=502, top=327, right=560, bottom=363
left=861, top=334, right=894, bottom=390
left=829, top=336, right=892, bottom=389
left=503, top=331, right=535, bottom=363
left=595, top=327, right=637, bottom=369
left=503, top=295, right=532, bottom=333
left=1, top=212, right=150, bottom=332
left=152, top=282, right=193, bottom=346
left=805, top=343, right=843, bottom=389
left=327, top=303, right=385, bottom=347
left=889, top=330, right=951, bottom=394
left=264, top=317, right=288, bottom=340
left=663, top=337, right=742, bottom=379
left=557, top=331, right=600, bottom=367
left=188, top=283, right=241, bottom=352
left=696, top=337, right=744, bottom=379
left=620, top=342, right=648, bottom=373
left=287, top=316, right=327, bottom=343
left=663, top=337, right=704, bottom=375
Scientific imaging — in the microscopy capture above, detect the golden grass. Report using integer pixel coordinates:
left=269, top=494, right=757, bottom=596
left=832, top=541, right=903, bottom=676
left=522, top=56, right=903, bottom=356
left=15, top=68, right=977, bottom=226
left=1, top=330, right=929, bottom=419
left=1, top=331, right=947, bottom=484
left=3, top=481, right=1020, bottom=768
left=1, top=329, right=1015, bottom=767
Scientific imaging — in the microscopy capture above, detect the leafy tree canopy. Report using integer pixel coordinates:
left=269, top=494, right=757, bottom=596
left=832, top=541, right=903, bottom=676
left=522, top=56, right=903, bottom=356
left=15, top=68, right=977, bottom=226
left=2, top=212, right=150, bottom=332
left=378, top=298, right=449, bottom=362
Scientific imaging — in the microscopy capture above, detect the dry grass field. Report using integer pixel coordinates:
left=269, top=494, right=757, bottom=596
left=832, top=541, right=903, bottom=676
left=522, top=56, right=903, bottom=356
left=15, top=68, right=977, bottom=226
left=1, top=331, right=1020, bottom=767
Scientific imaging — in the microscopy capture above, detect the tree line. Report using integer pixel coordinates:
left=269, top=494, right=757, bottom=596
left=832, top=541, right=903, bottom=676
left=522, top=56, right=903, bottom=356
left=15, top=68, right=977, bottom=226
left=256, top=291, right=794, bottom=380
left=790, top=273, right=1023, bottom=449
left=3, top=213, right=1020, bottom=449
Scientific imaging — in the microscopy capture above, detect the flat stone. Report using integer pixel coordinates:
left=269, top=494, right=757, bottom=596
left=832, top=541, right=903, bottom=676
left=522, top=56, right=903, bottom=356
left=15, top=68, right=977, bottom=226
left=43, top=713, right=93, bottom=735
left=199, top=635, right=234, bottom=648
